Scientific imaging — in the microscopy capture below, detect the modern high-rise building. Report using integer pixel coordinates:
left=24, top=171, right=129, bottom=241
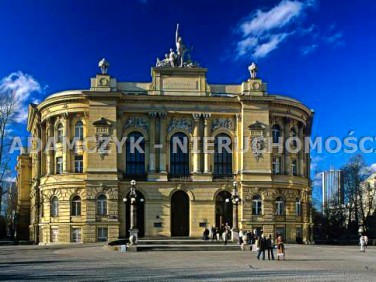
left=321, top=169, right=344, bottom=211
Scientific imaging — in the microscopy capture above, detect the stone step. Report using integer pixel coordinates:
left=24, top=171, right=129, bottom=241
left=137, top=244, right=241, bottom=252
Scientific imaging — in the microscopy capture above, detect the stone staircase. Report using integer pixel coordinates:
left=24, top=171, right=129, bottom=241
left=109, top=237, right=242, bottom=252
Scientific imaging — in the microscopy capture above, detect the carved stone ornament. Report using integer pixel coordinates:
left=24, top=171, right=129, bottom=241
left=249, top=121, right=266, bottom=162
left=93, top=117, right=112, bottom=159
left=124, top=116, right=148, bottom=132
left=211, top=118, right=234, bottom=132
left=251, top=136, right=265, bottom=162
left=168, top=117, right=192, bottom=133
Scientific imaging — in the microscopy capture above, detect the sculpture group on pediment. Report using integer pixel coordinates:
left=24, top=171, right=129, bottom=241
left=155, top=24, right=199, bottom=69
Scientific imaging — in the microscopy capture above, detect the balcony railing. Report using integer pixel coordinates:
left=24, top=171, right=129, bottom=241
left=167, top=173, right=192, bottom=181
left=213, top=173, right=234, bottom=180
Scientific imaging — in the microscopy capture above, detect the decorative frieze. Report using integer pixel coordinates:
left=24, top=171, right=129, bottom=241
left=124, top=116, right=148, bottom=131
left=211, top=118, right=234, bottom=132
left=167, top=117, right=192, bottom=133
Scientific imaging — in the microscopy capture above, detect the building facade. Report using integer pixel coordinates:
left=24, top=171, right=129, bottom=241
left=17, top=56, right=314, bottom=244
left=321, top=169, right=344, bottom=212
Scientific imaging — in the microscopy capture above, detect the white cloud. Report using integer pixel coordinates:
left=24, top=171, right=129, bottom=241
left=236, top=0, right=314, bottom=59
left=301, top=44, right=318, bottom=55
left=4, top=176, right=16, bottom=183
left=0, top=71, right=42, bottom=123
left=253, top=33, right=290, bottom=58
left=323, top=31, right=345, bottom=47
left=370, top=163, right=376, bottom=172
left=240, top=0, right=303, bottom=37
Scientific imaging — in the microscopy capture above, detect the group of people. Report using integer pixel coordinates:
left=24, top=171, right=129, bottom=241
left=254, top=233, right=286, bottom=261
left=202, top=223, right=232, bottom=245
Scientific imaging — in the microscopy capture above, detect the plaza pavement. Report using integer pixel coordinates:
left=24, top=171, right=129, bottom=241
left=0, top=243, right=375, bottom=281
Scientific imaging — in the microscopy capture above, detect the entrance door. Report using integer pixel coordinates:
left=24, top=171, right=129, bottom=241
left=125, top=191, right=145, bottom=237
left=215, top=191, right=233, bottom=229
left=171, top=191, right=189, bottom=236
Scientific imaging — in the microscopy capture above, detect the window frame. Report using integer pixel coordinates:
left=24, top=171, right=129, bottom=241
left=56, top=157, right=63, bottom=174
left=213, top=133, right=233, bottom=178
left=272, top=156, right=281, bottom=174
left=71, top=195, right=81, bottom=216
left=125, top=131, right=146, bottom=176
left=252, top=195, right=262, bottom=215
left=74, top=155, right=83, bottom=173
left=275, top=196, right=285, bottom=216
left=97, top=227, right=108, bottom=242
left=169, top=132, right=190, bottom=177
left=56, top=123, right=64, bottom=143
left=74, top=121, right=84, bottom=141
left=272, top=125, right=281, bottom=144
left=97, top=194, right=107, bottom=216
left=296, top=198, right=302, bottom=216
left=51, top=196, right=59, bottom=217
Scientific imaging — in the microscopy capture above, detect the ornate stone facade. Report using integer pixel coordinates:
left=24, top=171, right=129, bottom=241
left=17, top=61, right=314, bottom=244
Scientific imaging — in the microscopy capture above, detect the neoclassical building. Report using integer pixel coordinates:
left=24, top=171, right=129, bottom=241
left=17, top=55, right=314, bottom=244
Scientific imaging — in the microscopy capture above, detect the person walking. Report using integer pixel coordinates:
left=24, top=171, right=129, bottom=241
left=364, top=234, right=369, bottom=248
left=257, top=234, right=267, bottom=260
left=211, top=226, right=217, bottom=241
left=266, top=234, right=275, bottom=260
left=276, top=235, right=285, bottom=260
left=360, top=235, right=366, bottom=252
left=223, top=228, right=229, bottom=245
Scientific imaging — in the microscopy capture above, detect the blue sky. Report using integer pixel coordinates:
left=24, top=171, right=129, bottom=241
left=1, top=0, right=376, bottom=203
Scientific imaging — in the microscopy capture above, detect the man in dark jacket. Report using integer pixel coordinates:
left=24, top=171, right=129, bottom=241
left=266, top=234, right=275, bottom=260
left=257, top=234, right=268, bottom=260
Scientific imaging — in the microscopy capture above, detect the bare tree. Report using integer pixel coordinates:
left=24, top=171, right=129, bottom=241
left=0, top=89, right=17, bottom=215
left=342, top=155, right=370, bottom=232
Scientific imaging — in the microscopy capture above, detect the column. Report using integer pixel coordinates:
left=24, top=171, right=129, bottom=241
left=40, top=122, right=46, bottom=176
left=235, top=114, right=241, bottom=174
left=148, top=112, right=156, bottom=172
left=283, top=118, right=290, bottom=175
left=203, top=114, right=211, bottom=173
left=46, top=118, right=54, bottom=175
left=35, top=123, right=41, bottom=178
left=192, top=114, right=201, bottom=173
left=159, top=113, right=167, bottom=172
left=62, top=113, right=70, bottom=173
left=298, top=125, right=304, bottom=176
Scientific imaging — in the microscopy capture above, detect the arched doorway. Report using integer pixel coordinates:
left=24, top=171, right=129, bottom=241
left=171, top=190, right=190, bottom=236
left=215, top=191, right=233, bottom=228
left=125, top=190, right=145, bottom=237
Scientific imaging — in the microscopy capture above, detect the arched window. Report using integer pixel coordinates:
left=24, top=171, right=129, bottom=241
left=97, top=195, right=107, bottom=216
left=252, top=195, right=262, bottom=215
left=214, top=133, right=232, bottom=179
left=125, top=132, right=145, bottom=177
left=296, top=198, right=301, bottom=216
left=75, top=121, right=84, bottom=140
left=71, top=195, right=81, bottom=216
left=275, top=196, right=285, bottom=215
left=51, top=196, right=59, bottom=217
left=272, top=125, right=281, bottom=144
left=56, top=123, right=64, bottom=143
left=170, top=132, right=189, bottom=178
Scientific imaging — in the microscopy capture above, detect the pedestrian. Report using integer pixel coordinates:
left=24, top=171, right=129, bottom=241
left=257, top=234, right=267, bottom=260
left=276, top=235, right=285, bottom=260
left=211, top=226, right=217, bottom=241
left=359, top=235, right=366, bottom=252
left=239, top=229, right=243, bottom=245
left=266, top=234, right=275, bottom=260
left=364, top=234, right=369, bottom=248
left=203, top=227, right=209, bottom=241
left=223, top=228, right=229, bottom=245
left=241, top=232, right=248, bottom=251
left=219, top=224, right=224, bottom=241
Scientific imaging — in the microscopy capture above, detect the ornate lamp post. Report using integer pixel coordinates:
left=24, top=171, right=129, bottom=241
left=122, top=180, right=141, bottom=245
left=226, top=181, right=242, bottom=241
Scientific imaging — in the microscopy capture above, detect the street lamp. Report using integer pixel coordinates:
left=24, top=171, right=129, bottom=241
left=128, top=180, right=139, bottom=245
left=226, top=181, right=242, bottom=241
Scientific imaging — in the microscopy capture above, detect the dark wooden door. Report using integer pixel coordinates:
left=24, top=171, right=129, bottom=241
left=171, top=191, right=189, bottom=236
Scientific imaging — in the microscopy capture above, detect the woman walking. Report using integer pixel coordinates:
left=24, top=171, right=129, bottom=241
left=276, top=235, right=285, bottom=261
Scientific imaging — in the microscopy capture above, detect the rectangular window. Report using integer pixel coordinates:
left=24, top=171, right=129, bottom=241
left=296, top=200, right=302, bottom=216
left=74, top=155, right=83, bottom=173
left=56, top=157, right=63, bottom=174
left=276, top=201, right=284, bottom=215
left=291, top=159, right=297, bottom=176
left=97, top=227, right=108, bottom=242
left=51, top=228, right=59, bottom=243
left=272, top=156, right=281, bottom=174
left=71, top=228, right=81, bottom=243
